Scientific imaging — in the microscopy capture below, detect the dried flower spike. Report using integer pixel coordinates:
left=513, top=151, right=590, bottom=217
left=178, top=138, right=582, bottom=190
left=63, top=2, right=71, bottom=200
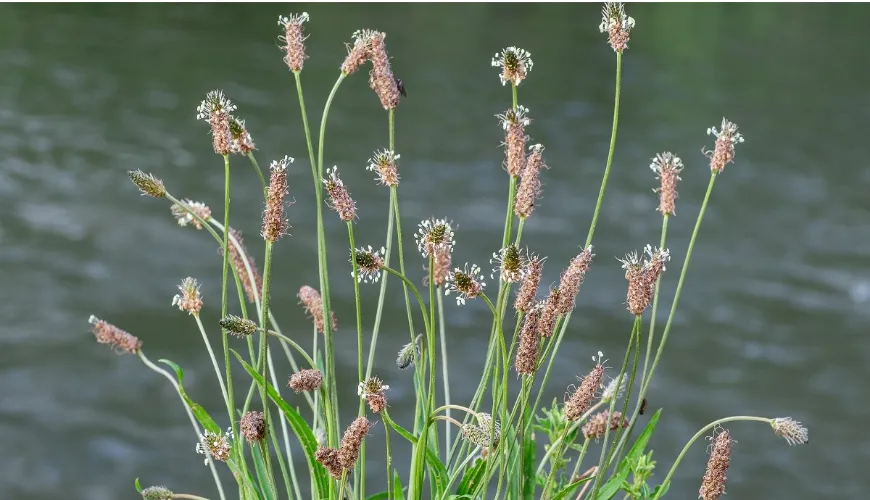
left=315, top=446, right=343, bottom=480
left=368, top=31, right=401, bottom=110
left=497, top=106, right=531, bottom=177
left=699, top=427, right=733, bottom=500
left=599, top=2, right=635, bottom=53
left=171, top=199, right=212, bottom=229
left=358, top=376, right=390, bottom=413
left=428, top=246, right=452, bottom=287
left=298, top=285, right=338, bottom=334
left=262, top=156, right=293, bottom=242
left=172, top=277, right=203, bottom=315
left=491, top=244, right=525, bottom=283
left=514, top=254, right=544, bottom=312
left=583, top=410, right=627, bottom=440
left=415, top=218, right=455, bottom=258
left=515, top=144, right=546, bottom=218
left=367, top=149, right=400, bottom=187
left=195, top=427, right=232, bottom=465
left=196, top=90, right=236, bottom=156
left=338, top=417, right=372, bottom=469
left=342, top=29, right=377, bottom=75
left=397, top=334, right=422, bottom=369
left=771, top=417, right=809, bottom=445
left=565, top=354, right=606, bottom=421
left=491, top=46, right=533, bottom=86
left=141, top=486, right=174, bottom=500
left=650, top=152, right=684, bottom=216
left=323, top=166, right=357, bottom=222
left=352, top=245, right=386, bottom=283
left=515, top=303, right=542, bottom=375
left=229, top=116, right=256, bottom=154
left=240, top=411, right=266, bottom=443
left=476, top=413, right=501, bottom=447
left=219, top=315, right=259, bottom=338
left=619, top=245, right=669, bottom=316
left=600, top=376, right=626, bottom=403
left=288, top=368, right=323, bottom=393
left=537, top=287, right=560, bottom=338
left=278, top=13, right=309, bottom=72
left=445, top=263, right=486, bottom=306
left=89, top=315, right=142, bottom=354
left=706, top=118, right=745, bottom=173
left=227, top=228, right=263, bottom=304
left=556, top=246, right=594, bottom=314
left=128, top=170, right=166, bottom=198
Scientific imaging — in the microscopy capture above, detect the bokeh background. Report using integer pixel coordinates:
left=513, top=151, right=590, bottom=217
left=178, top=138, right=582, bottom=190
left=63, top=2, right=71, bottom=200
left=1, top=3, right=869, bottom=499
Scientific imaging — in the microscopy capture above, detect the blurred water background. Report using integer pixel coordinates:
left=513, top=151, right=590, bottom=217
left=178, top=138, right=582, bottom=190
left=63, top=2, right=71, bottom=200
left=1, top=3, right=869, bottom=499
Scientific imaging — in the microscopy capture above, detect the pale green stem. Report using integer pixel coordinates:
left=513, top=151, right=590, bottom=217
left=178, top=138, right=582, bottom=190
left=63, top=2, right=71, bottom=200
left=247, top=152, right=267, bottom=197
left=193, top=314, right=229, bottom=406
left=641, top=215, right=669, bottom=387
left=364, top=196, right=395, bottom=382
left=568, top=439, right=592, bottom=485
left=437, top=290, right=451, bottom=454
left=173, top=494, right=212, bottom=500
left=219, top=154, right=236, bottom=447
left=258, top=239, right=276, bottom=494
left=266, top=330, right=316, bottom=369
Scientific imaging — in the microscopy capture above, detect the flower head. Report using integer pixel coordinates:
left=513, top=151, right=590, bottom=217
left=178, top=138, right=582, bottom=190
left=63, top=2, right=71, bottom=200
left=491, top=46, right=533, bottom=86
left=128, top=170, right=166, bottom=198
left=496, top=106, right=531, bottom=177
left=705, top=118, right=745, bottom=173
left=227, top=228, right=263, bottom=304
left=219, top=315, right=259, bottom=338
left=338, top=417, right=372, bottom=469
left=514, top=254, right=545, bottom=312
left=599, top=2, right=635, bottom=53
left=89, top=315, right=142, bottom=354
left=323, top=166, right=357, bottom=222
left=240, top=411, right=266, bottom=443
left=141, top=486, right=174, bottom=500
left=556, top=246, right=594, bottom=314
left=415, top=218, right=455, bottom=258
left=288, top=369, right=323, bottom=393
left=172, top=277, right=203, bottom=315
left=427, top=246, right=452, bottom=287
left=367, top=149, right=400, bottom=187
left=583, top=410, right=627, bottom=440
left=298, top=285, right=338, bottom=334
left=699, top=427, right=733, bottom=500
left=352, top=245, right=386, bottom=283
left=367, top=31, right=401, bottom=110
left=342, top=29, right=377, bottom=75
left=358, top=376, right=390, bottom=413
left=229, top=116, right=256, bottom=154
left=515, top=303, right=542, bottom=375
left=196, top=427, right=232, bottom=465
left=650, top=152, right=684, bottom=216
left=491, top=244, right=526, bottom=283
left=278, top=13, right=309, bottom=72
left=315, top=446, right=343, bottom=480
left=397, top=334, right=422, bottom=369
left=445, top=263, right=486, bottom=305
left=262, top=156, right=293, bottom=242
left=515, top=143, right=546, bottom=218
left=537, top=286, right=560, bottom=338
left=771, top=417, right=808, bottom=446
left=565, top=352, right=606, bottom=421
left=619, top=245, right=670, bottom=316
left=196, top=90, right=236, bottom=155
left=171, top=199, right=212, bottom=229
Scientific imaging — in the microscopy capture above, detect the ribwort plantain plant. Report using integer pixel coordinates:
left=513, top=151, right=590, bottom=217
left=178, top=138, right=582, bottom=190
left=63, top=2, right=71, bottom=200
left=96, top=4, right=808, bottom=500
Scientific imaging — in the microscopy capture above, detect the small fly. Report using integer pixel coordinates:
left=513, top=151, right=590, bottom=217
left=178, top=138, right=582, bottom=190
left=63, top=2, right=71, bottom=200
left=395, top=76, right=407, bottom=98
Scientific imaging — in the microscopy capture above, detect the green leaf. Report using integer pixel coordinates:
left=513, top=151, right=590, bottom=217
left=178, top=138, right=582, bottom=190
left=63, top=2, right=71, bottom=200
left=158, top=358, right=219, bottom=433
left=594, top=464, right=630, bottom=500
left=651, top=480, right=670, bottom=499
left=595, top=409, right=663, bottom=500
left=626, top=409, right=661, bottom=463
left=522, top=431, right=537, bottom=500
left=385, top=417, right=449, bottom=496
left=550, top=475, right=593, bottom=500
left=456, top=457, right=486, bottom=495
left=134, top=477, right=142, bottom=493
left=367, top=492, right=389, bottom=500
left=251, top=443, right=277, bottom=500
left=232, top=351, right=329, bottom=499
left=393, top=469, right=405, bottom=500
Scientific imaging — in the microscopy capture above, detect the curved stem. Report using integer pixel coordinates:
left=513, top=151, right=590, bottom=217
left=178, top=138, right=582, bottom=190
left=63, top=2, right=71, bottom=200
left=193, top=314, right=229, bottom=405
left=173, top=494, right=212, bottom=500
left=246, top=152, right=267, bottom=198
left=382, top=266, right=431, bottom=335
left=266, top=330, right=316, bottom=369
left=654, top=416, right=772, bottom=499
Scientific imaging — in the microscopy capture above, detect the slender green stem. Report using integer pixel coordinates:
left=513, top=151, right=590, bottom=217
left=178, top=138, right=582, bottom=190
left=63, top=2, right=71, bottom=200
left=218, top=154, right=236, bottom=444
left=382, top=266, right=432, bottom=335
left=569, top=439, right=592, bottom=485
left=348, top=223, right=364, bottom=386
left=138, top=351, right=227, bottom=500
left=641, top=215, right=669, bottom=387
left=266, top=330, right=316, bottom=369
left=193, top=314, right=229, bottom=407
left=441, top=448, right=481, bottom=500
left=258, top=240, right=276, bottom=493
left=437, top=290, right=451, bottom=454
left=602, top=317, right=643, bottom=483
left=364, top=195, right=395, bottom=382
left=173, top=494, right=212, bottom=500
left=384, top=410, right=394, bottom=500
left=654, top=416, right=772, bottom=499
left=538, top=401, right=606, bottom=493
left=247, top=152, right=267, bottom=198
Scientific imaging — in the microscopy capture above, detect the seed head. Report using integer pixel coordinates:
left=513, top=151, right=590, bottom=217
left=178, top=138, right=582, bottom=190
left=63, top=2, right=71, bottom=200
left=491, top=244, right=525, bottom=283
left=367, top=149, right=400, bottom=187
left=219, top=315, right=259, bottom=338
left=240, top=411, right=266, bottom=443
left=227, top=228, right=263, bottom=304
left=172, top=277, right=203, bottom=316
left=278, top=13, right=309, bottom=72
left=706, top=118, right=745, bottom=173
left=298, top=285, right=338, bottom=334
left=771, top=417, right=809, bottom=446
left=338, top=417, right=372, bottom=469
left=171, top=199, right=212, bottom=229
left=141, top=486, right=174, bottom=500
left=342, top=29, right=377, bottom=75
left=358, top=376, right=390, bottom=414
left=699, top=427, right=733, bottom=500
left=650, top=152, right=684, bottom=216
left=537, top=287, right=560, bottom=338
left=288, top=368, right=323, bottom=393
left=491, top=46, right=533, bottom=86
left=515, top=144, right=546, bottom=218
left=556, top=246, right=594, bottom=314
left=196, top=90, right=236, bottom=156
left=565, top=354, right=606, bottom=421
left=599, top=2, right=635, bottom=53
left=514, top=254, right=544, bottom=312
left=262, top=156, right=293, bottom=242
left=583, top=410, right=628, bottom=440
left=445, top=263, right=486, bottom=306
left=128, top=170, right=166, bottom=198
left=323, top=166, right=357, bottom=222
left=352, top=245, right=386, bottom=283
left=397, top=334, right=422, bottom=369
left=619, top=245, right=669, bottom=316
left=195, top=427, right=232, bottom=465
left=229, top=116, right=256, bottom=154
left=415, top=218, right=455, bottom=258
left=368, top=31, right=400, bottom=110
left=515, top=303, right=542, bottom=375
left=89, top=315, right=142, bottom=354
left=497, top=106, right=531, bottom=177
left=315, top=446, right=344, bottom=480
left=461, top=423, right=490, bottom=450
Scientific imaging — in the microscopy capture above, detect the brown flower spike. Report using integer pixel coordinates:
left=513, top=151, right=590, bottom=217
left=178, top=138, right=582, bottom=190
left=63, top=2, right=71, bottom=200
left=278, top=13, right=309, bottom=73
left=515, top=303, right=542, bottom=375
left=323, top=166, right=357, bottom=222
left=368, top=31, right=401, bottom=110
left=565, top=354, right=606, bottom=421
left=262, top=156, right=293, bottom=242
left=172, top=277, right=203, bottom=316
left=338, top=417, right=372, bottom=469
left=227, top=228, right=263, bottom=304
left=650, top=152, right=684, bottom=216
left=555, top=246, right=594, bottom=314
left=497, top=106, right=531, bottom=177
left=583, top=410, right=628, bottom=440
left=699, top=427, right=733, bottom=500
left=367, top=149, right=400, bottom=187
left=298, top=285, right=338, bottom=334
left=89, top=315, right=142, bottom=354
left=240, top=411, right=266, bottom=443
left=514, top=144, right=546, bottom=219
left=358, top=377, right=390, bottom=414
left=599, top=3, right=635, bottom=53
left=706, top=118, right=745, bottom=173
left=619, top=245, right=670, bottom=316
left=537, top=287, right=560, bottom=338
left=342, top=29, right=376, bottom=76
left=514, top=254, right=544, bottom=313
left=288, top=369, right=323, bottom=393
left=315, top=446, right=343, bottom=480
left=196, top=90, right=236, bottom=156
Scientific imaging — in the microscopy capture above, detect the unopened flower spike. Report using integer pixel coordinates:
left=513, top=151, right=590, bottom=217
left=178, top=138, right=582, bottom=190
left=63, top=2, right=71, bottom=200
left=141, top=486, right=173, bottom=500
left=491, top=46, right=533, bottom=86
left=415, top=218, right=455, bottom=258
left=128, top=170, right=166, bottom=198
left=352, top=245, right=386, bottom=283
left=444, top=263, right=486, bottom=305
left=195, top=427, right=232, bottom=465
left=491, top=244, right=526, bottom=283
left=172, top=277, right=203, bottom=316
left=219, top=314, right=259, bottom=338
left=397, top=334, right=422, bottom=369
left=170, top=199, right=211, bottom=229
left=367, top=149, right=400, bottom=187
left=278, top=13, right=309, bottom=73
left=699, top=427, right=733, bottom=500
left=196, top=90, right=236, bottom=156
left=599, top=2, right=635, bottom=53
left=705, top=118, right=745, bottom=173
left=650, top=152, right=684, bottom=216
